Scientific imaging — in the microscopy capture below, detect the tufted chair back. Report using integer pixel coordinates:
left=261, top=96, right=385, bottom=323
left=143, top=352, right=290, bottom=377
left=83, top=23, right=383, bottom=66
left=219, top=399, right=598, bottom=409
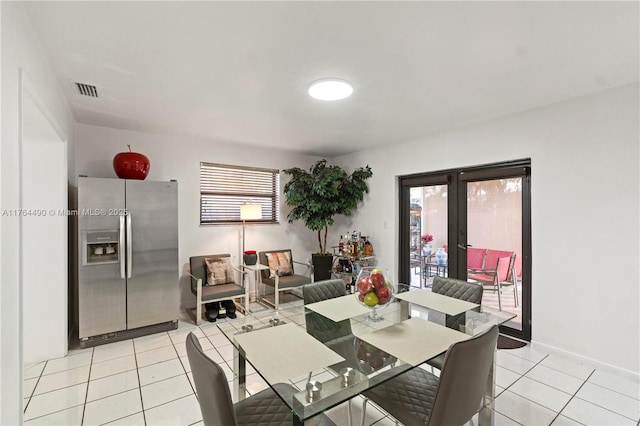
left=432, top=277, right=483, bottom=331
left=303, top=279, right=352, bottom=344
left=432, top=277, right=483, bottom=304
left=303, top=279, right=346, bottom=304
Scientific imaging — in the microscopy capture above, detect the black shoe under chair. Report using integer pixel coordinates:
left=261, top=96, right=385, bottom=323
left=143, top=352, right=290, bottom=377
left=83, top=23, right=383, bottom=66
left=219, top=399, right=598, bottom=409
left=204, top=302, right=219, bottom=322
left=224, top=300, right=237, bottom=319
left=205, top=301, right=237, bottom=322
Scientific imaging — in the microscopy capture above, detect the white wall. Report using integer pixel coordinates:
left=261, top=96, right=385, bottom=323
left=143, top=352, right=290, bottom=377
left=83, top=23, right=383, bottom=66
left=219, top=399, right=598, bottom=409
left=335, top=84, right=640, bottom=375
left=1, top=2, right=74, bottom=424
left=74, top=124, right=322, bottom=309
left=22, top=91, right=68, bottom=364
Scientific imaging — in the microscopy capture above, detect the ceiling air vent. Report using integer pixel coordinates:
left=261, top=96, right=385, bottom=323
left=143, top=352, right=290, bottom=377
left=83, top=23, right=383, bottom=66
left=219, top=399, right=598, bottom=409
left=75, top=82, right=99, bottom=98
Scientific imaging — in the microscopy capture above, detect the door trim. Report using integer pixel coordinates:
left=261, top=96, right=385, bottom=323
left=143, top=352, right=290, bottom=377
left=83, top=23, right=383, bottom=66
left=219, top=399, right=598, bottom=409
left=399, top=159, right=532, bottom=341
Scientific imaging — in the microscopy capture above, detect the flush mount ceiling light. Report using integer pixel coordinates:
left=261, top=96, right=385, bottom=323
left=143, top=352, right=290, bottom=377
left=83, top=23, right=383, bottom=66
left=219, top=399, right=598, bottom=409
left=308, top=79, right=353, bottom=101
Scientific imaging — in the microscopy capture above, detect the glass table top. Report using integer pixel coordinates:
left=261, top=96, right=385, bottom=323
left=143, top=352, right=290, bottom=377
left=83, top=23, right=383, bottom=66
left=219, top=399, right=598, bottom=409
left=217, top=289, right=517, bottom=422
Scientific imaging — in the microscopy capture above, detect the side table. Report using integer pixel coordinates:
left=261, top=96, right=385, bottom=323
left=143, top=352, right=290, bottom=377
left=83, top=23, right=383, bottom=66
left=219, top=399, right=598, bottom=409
left=240, top=264, right=269, bottom=307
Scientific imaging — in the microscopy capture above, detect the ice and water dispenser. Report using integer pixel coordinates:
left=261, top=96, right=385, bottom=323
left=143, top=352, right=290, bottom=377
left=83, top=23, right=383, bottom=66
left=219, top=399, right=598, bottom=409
left=82, top=230, right=119, bottom=265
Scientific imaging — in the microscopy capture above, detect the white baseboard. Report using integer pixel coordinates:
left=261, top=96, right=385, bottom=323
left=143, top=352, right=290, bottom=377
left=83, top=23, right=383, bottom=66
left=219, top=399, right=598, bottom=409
left=531, top=340, right=640, bottom=382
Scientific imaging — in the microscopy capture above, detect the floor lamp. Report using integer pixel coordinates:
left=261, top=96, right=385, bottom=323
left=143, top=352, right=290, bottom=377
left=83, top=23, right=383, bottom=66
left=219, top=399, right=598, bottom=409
left=240, top=203, right=262, bottom=263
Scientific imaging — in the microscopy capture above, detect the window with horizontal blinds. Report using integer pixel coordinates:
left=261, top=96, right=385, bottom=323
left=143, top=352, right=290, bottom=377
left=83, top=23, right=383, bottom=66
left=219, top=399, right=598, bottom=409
left=200, top=162, right=280, bottom=224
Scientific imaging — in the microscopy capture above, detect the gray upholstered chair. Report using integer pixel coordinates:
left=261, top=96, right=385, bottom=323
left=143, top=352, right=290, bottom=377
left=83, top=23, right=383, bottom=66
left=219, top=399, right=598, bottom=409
left=188, top=254, right=248, bottom=325
left=303, top=279, right=353, bottom=344
left=427, top=276, right=483, bottom=370
left=303, top=279, right=358, bottom=426
left=360, top=325, right=499, bottom=426
left=303, top=278, right=346, bottom=304
left=259, top=249, right=313, bottom=309
left=186, top=332, right=334, bottom=426
left=432, top=276, right=484, bottom=304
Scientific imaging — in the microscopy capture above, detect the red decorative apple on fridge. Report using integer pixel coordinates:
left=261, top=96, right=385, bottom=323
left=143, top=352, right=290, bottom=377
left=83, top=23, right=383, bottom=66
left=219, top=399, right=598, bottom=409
left=113, top=145, right=150, bottom=180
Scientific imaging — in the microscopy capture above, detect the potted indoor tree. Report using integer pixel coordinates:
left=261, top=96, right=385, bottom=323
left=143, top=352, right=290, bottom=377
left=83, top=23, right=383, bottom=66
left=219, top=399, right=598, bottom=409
left=283, top=159, right=373, bottom=280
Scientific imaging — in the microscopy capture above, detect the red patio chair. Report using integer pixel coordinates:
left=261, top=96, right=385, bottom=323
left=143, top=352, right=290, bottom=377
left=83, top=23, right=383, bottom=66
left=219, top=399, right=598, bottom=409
left=468, top=254, right=515, bottom=311
left=467, top=247, right=487, bottom=272
left=482, top=249, right=513, bottom=273
left=508, top=254, right=522, bottom=284
left=507, top=254, right=522, bottom=306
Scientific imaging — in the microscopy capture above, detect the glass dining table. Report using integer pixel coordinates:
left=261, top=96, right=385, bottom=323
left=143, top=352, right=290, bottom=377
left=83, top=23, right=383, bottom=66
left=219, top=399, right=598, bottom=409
left=216, top=284, right=516, bottom=426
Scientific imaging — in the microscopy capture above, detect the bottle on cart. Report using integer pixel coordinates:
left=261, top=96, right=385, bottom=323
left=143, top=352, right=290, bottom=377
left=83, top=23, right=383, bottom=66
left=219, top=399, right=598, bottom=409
left=364, top=239, right=374, bottom=256
left=339, top=235, right=344, bottom=255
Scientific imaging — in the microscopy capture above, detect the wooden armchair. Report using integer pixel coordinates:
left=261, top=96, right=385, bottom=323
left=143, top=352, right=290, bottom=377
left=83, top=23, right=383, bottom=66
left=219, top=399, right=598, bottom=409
left=258, top=249, right=313, bottom=310
left=188, top=254, right=248, bottom=325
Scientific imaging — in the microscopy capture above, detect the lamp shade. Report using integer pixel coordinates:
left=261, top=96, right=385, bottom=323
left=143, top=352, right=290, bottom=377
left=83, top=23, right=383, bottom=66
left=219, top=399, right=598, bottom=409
left=240, top=204, right=262, bottom=221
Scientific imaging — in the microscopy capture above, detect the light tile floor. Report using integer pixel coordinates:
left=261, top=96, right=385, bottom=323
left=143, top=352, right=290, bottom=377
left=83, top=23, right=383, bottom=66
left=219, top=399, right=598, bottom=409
left=23, top=298, right=640, bottom=426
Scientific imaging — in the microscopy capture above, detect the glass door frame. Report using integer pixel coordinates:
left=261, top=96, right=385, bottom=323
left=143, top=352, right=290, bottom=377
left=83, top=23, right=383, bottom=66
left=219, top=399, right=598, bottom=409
left=399, top=159, right=532, bottom=341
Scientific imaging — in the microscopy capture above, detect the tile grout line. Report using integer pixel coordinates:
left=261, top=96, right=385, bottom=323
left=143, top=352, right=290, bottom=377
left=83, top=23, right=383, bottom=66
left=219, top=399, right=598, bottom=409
left=22, top=404, right=86, bottom=423
left=132, top=332, right=192, bottom=421
left=569, top=373, right=640, bottom=423
left=504, top=351, right=621, bottom=425
left=586, top=378, right=640, bottom=403
left=132, top=335, right=149, bottom=426
left=493, top=353, right=554, bottom=423
left=22, top=359, right=92, bottom=423
left=547, top=368, right=595, bottom=426
left=513, top=353, right=596, bottom=400
left=22, top=360, right=48, bottom=414
left=497, top=389, right=566, bottom=426
left=497, top=411, right=526, bottom=426
left=498, top=352, right=549, bottom=394
left=80, top=346, right=95, bottom=425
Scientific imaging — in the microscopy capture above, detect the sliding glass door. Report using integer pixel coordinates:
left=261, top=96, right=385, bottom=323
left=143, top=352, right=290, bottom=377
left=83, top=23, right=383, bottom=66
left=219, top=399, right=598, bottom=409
left=399, top=160, right=531, bottom=340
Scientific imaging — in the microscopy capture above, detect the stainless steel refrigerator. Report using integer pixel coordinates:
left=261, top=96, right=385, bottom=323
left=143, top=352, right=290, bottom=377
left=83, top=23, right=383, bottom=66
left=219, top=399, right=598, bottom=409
left=77, top=177, right=179, bottom=347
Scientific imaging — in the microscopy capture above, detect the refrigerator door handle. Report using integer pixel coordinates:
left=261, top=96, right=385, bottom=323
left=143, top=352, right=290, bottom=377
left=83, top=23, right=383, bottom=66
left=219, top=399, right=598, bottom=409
left=126, top=212, right=133, bottom=279
left=119, top=214, right=126, bottom=279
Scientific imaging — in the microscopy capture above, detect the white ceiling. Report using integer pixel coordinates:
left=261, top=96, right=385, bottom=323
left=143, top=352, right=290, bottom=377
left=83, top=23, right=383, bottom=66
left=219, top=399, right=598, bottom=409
left=25, top=1, right=639, bottom=157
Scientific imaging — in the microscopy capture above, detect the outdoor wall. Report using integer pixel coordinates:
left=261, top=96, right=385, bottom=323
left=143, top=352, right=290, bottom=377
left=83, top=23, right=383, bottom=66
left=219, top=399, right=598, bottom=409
left=1, top=2, right=74, bottom=424
left=335, top=83, right=640, bottom=376
left=74, top=124, right=322, bottom=311
left=412, top=179, right=523, bottom=257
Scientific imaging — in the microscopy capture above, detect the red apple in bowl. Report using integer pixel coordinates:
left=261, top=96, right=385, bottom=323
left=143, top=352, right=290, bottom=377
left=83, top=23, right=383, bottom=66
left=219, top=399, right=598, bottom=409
left=113, top=145, right=150, bottom=180
left=377, top=287, right=391, bottom=304
left=370, top=272, right=385, bottom=289
left=357, top=276, right=372, bottom=294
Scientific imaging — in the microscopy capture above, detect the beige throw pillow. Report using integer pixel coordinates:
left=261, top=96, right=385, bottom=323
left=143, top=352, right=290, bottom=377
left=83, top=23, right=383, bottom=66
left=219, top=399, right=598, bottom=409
left=265, top=253, right=280, bottom=278
left=276, top=252, right=293, bottom=276
left=204, top=257, right=234, bottom=285
left=265, top=251, right=293, bottom=277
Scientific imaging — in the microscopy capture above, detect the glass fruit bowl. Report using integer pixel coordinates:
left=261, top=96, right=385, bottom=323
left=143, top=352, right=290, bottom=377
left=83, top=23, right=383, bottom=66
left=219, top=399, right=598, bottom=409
left=355, top=267, right=396, bottom=321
